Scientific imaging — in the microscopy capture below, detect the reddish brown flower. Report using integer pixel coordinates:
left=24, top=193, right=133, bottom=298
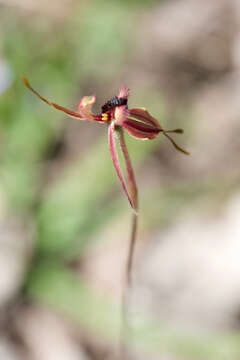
left=22, top=77, right=189, bottom=212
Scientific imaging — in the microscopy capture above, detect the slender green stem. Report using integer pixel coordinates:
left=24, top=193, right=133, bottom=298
left=126, top=212, right=138, bottom=286
left=118, top=128, right=138, bottom=284
left=117, top=128, right=139, bottom=359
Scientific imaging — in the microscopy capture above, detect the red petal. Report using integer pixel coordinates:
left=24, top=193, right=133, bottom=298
left=108, top=122, right=134, bottom=209
left=129, top=107, right=189, bottom=154
left=77, top=95, right=96, bottom=110
left=129, top=108, right=161, bottom=128
left=122, top=118, right=161, bottom=139
left=22, top=76, right=91, bottom=121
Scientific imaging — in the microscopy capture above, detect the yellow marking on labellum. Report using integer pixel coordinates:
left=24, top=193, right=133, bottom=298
left=102, top=113, right=109, bottom=121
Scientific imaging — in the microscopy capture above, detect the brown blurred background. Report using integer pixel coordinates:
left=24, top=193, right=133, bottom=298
left=0, top=0, right=240, bottom=359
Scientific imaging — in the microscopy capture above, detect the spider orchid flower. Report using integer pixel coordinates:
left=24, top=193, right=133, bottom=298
left=22, top=77, right=189, bottom=212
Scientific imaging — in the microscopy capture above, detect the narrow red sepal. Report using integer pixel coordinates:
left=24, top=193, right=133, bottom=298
left=108, top=122, right=134, bottom=209
left=22, top=76, right=89, bottom=121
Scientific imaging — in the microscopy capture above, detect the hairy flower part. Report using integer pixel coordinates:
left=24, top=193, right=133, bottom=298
left=22, top=77, right=189, bottom=210
left=118, top=85, right=130, bottom=98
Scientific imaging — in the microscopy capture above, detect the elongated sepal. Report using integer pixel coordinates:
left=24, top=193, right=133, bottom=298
left=165, top=128, right=184, bottom=134
left=108, top=122, right=135, bottom=210
left=117, top=128, right=138, bottom=212
left=163, top=131, right=190, bottom=155
left=22, top=76, right=94, bottom=121
left=129, top=107, right=189, bottom=154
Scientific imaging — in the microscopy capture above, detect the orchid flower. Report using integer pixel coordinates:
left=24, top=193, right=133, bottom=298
left=23, top=77, right=189, bottom=356
left=22, top=77, right=189, bottom=214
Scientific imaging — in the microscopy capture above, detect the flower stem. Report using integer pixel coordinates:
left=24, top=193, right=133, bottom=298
left=126, top=212, right=138, bottom=286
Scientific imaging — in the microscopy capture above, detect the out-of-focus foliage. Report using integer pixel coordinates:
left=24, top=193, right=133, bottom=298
left=1, top=0, right=240, bottom=359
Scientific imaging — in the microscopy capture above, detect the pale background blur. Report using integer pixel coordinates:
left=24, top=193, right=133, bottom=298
left=0, top=0, right=240, bottom=359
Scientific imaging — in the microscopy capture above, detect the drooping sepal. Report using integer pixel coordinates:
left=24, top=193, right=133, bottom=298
left=108, top=122, right=136, bottom=210
left=117, top=127, right=138, bottom=212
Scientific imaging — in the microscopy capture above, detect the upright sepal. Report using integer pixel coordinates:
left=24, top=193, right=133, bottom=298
left=118, top=85, right=130, bottom=98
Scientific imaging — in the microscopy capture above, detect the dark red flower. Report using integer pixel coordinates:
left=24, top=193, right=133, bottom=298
left=22, top=77, right=189, bottom=211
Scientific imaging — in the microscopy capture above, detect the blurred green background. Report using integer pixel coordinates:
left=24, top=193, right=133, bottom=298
left=0, top=0, right=240, bottom=359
